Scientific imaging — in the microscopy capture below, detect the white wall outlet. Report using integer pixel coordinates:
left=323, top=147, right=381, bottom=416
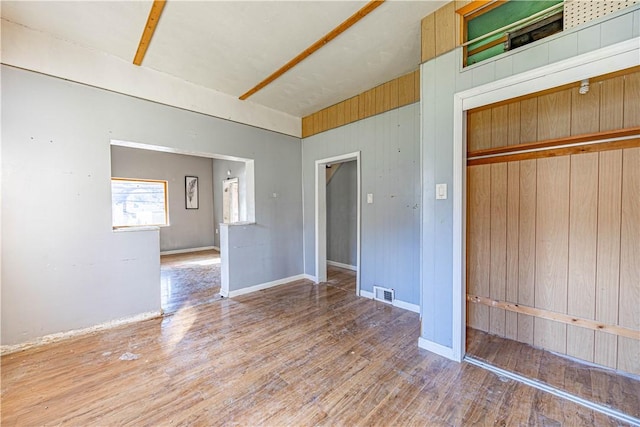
left=367, top=193, right=374, bottom=204
left=436, top=183, right=447, bottom=200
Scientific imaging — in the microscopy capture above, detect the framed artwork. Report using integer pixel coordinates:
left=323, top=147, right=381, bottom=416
left=185, top=176, right=199, bottom=209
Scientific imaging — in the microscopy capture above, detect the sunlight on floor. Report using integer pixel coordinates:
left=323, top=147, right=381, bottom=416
left=162, top=303, right=197, bottom=354
left=186, top=258, right=221, bottom=266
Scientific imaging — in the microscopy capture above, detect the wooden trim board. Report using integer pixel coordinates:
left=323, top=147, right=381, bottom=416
left=240, top=0, right=385, bottom=100
left=133, top=0, right=166, bottom=66
left=467, top=294, right=640, bottom=340
left=467, top=137, right=640, bottom=165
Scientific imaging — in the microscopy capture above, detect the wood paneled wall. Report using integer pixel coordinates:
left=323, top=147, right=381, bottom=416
left=466, top=68, right=640, bottom=375
left=421, top=1, right=471, bottom=63
left=467, top=148, right=640, bottom=375
left=302, top=70, right=419, bottom=138
left=467, top=69, right=640, bottom=152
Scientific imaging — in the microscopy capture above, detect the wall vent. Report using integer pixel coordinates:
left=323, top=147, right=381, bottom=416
left=373, top=286, right=394, bottom=304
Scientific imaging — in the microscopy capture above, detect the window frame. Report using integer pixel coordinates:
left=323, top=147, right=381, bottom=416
left=457, top=0, right=563, bottom=67
left=111, top=177, right=169, bottom=229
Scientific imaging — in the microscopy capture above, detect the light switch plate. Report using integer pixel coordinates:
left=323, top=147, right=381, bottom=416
left=436, top=184, right=447, bottom=200
left=367, top=193, right=374, bottom=204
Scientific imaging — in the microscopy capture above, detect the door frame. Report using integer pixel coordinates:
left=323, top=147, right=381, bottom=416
left=451, top=38, right=640, bottom=362
left=315, top=151, right=361, bottom=295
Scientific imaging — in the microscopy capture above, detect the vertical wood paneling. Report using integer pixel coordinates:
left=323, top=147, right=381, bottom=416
left=489, top=163, right=507, bottom=336
left=505, top=162, right=520, bottom=340
left=594, top=150, right=622, bottom=369
left=421, top=13, right=436, bottom=62
left=336, top=101, right=345, bottom=128
left=571, top=84, right=600, bottom=136
left=398, top=73, right=415, bottom=107
left=327, top=104, right=338, bottom=129
left=312, top=111, right=322, bottom=135
left=623, top=72, right=640, bottom=128
left=358, top=93, right=367, bottom=120
left=467, top=109, right=492, bottom=151
left=508, top=103, right=521, bottom=146
left=321, top=109, right=329, bottom=133
left=349, top=96, right=359, bottom=123
left=302, top=71, right=418, bottom=138
left=467, top=165, right=491, bottom=332
left=302, top=116, right=313, bottom=138
left=618, top=147, right=640, bottom=374
left=518, top=159, right=536, bottom=345
left=520, top=98, right=538, bottom=144
left=599, top=76, right=624, bottom=131
left=343, top=98, right=352, bottom=124
left=435, top=2, right=456, bottom=57
left=465, top=67, right=640, bottom=374
left=534, top=157, right=570, bottom=354
left=384, top=79, right=399, bottom=111
left=537, top=89, right=572, bottom=141
left=363, top=90, right=376, bottom=119
left=374, top=85, right=385, bottom=115
left=566, top=153, right=598, bottom=362
left=491, top=105, right=509, bottom=148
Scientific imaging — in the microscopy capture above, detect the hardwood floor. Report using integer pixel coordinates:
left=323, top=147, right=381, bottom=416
left=161, top=249, right=222, bottom=313
left=466, top=327, right=640, bottom=419
left=1, top=265, right=630, bottom=425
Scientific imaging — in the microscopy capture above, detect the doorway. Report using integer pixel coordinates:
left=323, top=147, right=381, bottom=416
left=314, top=152, right=361, bottom=295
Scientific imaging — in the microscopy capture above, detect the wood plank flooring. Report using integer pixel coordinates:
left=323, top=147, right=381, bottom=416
left=1, top=265, right=630, bottom=425
left=161, top=250, right=222, bottom=314
left=466, top=327, right=640, bottom=419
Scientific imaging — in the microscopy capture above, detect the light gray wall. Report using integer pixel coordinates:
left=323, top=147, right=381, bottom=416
left=212, top=159, right=246, bottom=248
left=1, top=65, right=303, bottom=346
left=327, top=161, right=357, bottom=267
left=111, top=146, right=215, bottom=252
left=302, top=103, right=421, bottom=305
left=419, top=6, right=640, bottom=348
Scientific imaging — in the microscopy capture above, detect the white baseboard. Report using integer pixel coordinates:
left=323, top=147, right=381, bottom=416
left=358, top=290, right=419, bottom=313
left=360, top=289, right=374, bottom=299
left=0, top=310, right=162, bottom=356
left=326, top=260, right=357, bottom=271
left=227, top=274, right=308, bottom=298
left=160, top=246, right=217, bottom=255
left=418, top=337, right=455, bottom=360
left=302, top=274, right=317, bottom=282
left=393, top=299, right=420, bottom=314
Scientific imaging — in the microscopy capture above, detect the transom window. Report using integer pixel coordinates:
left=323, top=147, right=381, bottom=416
left=111, top=178, right=168, bottom=228
left=459, top=0, right=564, bottom=67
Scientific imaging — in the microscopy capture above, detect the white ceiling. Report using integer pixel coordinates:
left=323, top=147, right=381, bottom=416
left=1, top=1, right=443, bottom=118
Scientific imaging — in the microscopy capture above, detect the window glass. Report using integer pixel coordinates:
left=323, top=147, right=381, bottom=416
left=465, top=0, right=563, bottom=66
left=112, top=178, right=168, bottom=227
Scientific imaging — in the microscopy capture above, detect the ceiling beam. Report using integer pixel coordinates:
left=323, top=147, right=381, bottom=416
left=239, top=0, right=386, bottom=101
left=133, top=0, right=166, bottom=66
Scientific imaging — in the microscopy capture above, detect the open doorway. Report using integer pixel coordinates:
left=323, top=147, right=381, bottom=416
left=109, top=139, right=256, bottom=312
left=315, top=152, right=361, bottom=296
left=450, top=40, right=639, bottom=421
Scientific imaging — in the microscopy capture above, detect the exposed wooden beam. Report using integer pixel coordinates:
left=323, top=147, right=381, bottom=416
left=133, top=0, right=166, bottom=66
left=239, top=0, right=386, bottom=101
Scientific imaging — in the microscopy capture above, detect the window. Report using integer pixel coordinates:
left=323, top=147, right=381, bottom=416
left=459, top=0, right=563, bottom=67
left=111, top=178, right=168, bottom=227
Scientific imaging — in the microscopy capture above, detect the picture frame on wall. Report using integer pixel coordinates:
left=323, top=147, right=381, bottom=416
left=185, top=176, right=199, bottom=209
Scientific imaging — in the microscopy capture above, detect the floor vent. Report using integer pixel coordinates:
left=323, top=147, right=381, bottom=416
left=373, top=286, right=394, bottom=304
